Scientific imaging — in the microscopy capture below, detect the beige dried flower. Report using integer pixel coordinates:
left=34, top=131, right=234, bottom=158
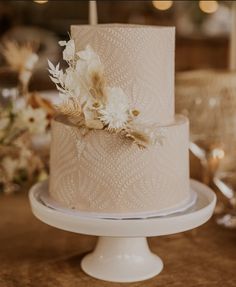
left=56, top=98, right=81, bottom=117
left=130, top=109, right=140, bottom=117
left=92, top=101, right=101, bottom=109
left=125, top=130, right=151, bottom=148
left=86, top=119, right=104, bottom=130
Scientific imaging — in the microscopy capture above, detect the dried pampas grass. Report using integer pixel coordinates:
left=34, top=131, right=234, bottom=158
left=2, top=41, right=38, bottom=72
left=2, top=40, right=39, bottom=101
left=89, top=70, right=107, bottom=103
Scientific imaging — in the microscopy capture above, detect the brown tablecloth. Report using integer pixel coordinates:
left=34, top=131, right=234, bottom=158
left=0, top=192, right=236, bottom=287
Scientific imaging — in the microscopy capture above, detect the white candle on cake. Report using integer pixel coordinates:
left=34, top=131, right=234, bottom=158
left=229, top=2, right=236, bottom=71
left=89, top=0, right=98, bottom=25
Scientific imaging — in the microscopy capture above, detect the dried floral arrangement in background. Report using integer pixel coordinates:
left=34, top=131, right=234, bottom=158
left=48, top=39, right=165, bottom=148
left=0, top=41, right=54, bottom=194
left=1, top=41, right=54, bottom=115
left=2, top=41, right=38, bottom=100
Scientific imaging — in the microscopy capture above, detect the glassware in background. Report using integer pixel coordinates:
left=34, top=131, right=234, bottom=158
left=176, top=70, right=236, bottom=226
left=214, top=171, right=236, bottom=228
left=213, top=136, right=236, bottom=228
left=0, top=67, right=19, bottom=107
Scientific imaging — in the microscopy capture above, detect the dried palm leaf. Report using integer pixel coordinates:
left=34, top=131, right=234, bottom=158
left=2, top=41, right=37, bottom=71
left=56, top=98, right=81, bottom=117
left=55, top=98, right=83, bottom=126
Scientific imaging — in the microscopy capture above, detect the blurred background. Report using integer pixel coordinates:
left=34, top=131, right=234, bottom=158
left=1, top=0, right=236, bottom=227
left=0, top=0, right=233, bottom=73
left=0, top=0, right=234, bottom=89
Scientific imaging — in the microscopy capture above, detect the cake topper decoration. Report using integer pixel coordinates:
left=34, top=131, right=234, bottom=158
left=48, top=38, right=165, bottom=148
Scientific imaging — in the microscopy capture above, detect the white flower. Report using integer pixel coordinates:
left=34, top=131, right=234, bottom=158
left=61, top=39, right=75, bottom=62
left=76, top=45, right=103, bottom=82
left=64, top=67, right=80, bottom=93
left=77, top=45, right=99, bottom=62
left=99, top=87, right=129, bottom=129
left=17, top=106, right=48, bottom=134
left=75, top=59, right=88, bottom=76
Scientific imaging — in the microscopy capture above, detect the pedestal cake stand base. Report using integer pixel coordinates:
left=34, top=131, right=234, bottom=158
left=82, top=236, right=163, bottom=282
left=29, top=179, right=216, bottom=283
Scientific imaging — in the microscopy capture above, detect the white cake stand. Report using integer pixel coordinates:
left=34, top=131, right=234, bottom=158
left=29, top=179, right=216, bottom=283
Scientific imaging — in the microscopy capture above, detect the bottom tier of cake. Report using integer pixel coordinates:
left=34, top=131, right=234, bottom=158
left=49, top=115, right=190, bottom=216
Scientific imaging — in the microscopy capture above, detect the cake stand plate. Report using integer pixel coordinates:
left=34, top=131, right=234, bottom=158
left=29, top=179, right=216, bottom=283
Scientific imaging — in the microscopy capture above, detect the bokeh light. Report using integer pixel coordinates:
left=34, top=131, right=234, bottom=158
left=152, top=1, right=173, bottom=11
left=199, top=1, right=219, bottom=14
left=34, top=0, right=49, bottom=4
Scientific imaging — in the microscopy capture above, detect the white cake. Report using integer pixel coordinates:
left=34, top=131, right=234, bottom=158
left=49, top=24, right=191, bottom=217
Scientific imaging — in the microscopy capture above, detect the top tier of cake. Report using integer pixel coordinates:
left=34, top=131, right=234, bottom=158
left=71, top=24, right=175, bottom=124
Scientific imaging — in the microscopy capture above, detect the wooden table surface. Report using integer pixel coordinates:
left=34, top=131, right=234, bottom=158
left=0, top=192, right=236, bottom=287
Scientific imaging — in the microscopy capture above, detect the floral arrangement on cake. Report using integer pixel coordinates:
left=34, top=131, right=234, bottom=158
left=0, top=41, right=54, bottom=194
left=48, top=38, right=165, bottom=148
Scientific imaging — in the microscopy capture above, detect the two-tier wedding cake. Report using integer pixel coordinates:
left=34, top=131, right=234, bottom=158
left=48, top=24, right=192, bottom=218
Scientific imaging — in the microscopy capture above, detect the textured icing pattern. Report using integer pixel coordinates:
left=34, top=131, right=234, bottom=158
left=71, top=24, right=175, bottom=124
left=49, top=116, right=190, bottom=213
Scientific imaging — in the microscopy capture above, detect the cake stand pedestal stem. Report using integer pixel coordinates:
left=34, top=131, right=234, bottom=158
left=81, top=236, right=163, bottom=283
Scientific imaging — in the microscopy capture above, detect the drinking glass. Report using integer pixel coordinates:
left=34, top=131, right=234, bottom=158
left=176, top=70, right=236, bottom=223
left=214, top=171, right=236, bottom=228
left=0, top=67, right=19, bottom=106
